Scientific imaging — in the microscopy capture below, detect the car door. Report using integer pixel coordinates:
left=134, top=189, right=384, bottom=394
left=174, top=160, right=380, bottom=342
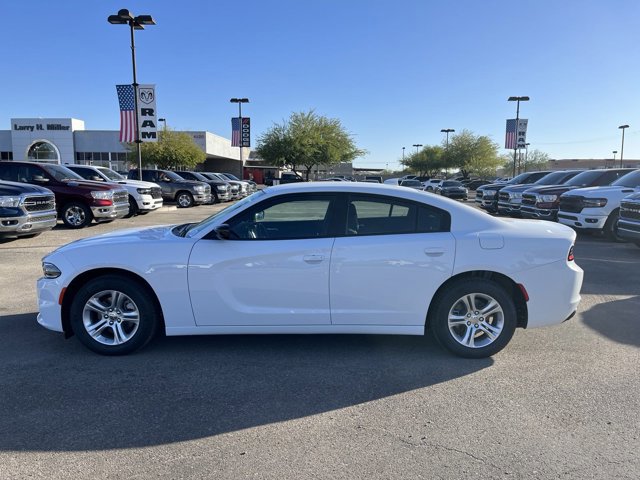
left=330, top=194, right=455, bottom=326
left=188, top=193, right=339, bottom=326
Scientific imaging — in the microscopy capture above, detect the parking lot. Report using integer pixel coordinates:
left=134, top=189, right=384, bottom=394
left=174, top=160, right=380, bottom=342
left=1, top=202, right=639, bottom=479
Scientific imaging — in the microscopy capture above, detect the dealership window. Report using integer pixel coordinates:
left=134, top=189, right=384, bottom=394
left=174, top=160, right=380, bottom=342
left=27, top=141, right=58, bottom=162
left=0, top=152, right=13, bottom=160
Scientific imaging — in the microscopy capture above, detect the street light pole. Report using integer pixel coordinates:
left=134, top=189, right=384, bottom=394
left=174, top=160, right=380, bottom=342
left=524, top=142, right=530, bottom=172
left=230, top=98, right=249, bottom=165
left=158, top=117, right=167, bottom=131
left=440, top=128, right=455, bottom=148
left=412, top=144, right=423, bottom=153
left=108, top=9, right=156, bottom=180
left=612, top=150, right=618, bottom=167
left=508, top=96, right=530, bottom=177
left=618, top=125, right=629, bottom=168
left=402, top=146, right=405, bottom=162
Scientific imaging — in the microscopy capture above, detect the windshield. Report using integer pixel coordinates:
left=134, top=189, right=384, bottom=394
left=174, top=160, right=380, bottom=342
left=42, top=164, right=84, bottom=181
left=442, top=181, right=462, bottom=187
left=401, top=180, right=422, bottom=186
left=612, top=170, right=640, bottom=188
left=506, top=173, right=530, bottom=185
left=223, top=173, right=240, bottom=181
left=534, top=171, right=571, bottom=185
left=185, top=190, right=267, bottom=237
left=564, top=170, right=603, bottom=187
left=97, top=167, right=124, bottom=181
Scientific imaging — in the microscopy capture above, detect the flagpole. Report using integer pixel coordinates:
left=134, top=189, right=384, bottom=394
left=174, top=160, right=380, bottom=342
left=238, top=102, right=243, bottom=165
left=129, top=21, right=143, bottom=181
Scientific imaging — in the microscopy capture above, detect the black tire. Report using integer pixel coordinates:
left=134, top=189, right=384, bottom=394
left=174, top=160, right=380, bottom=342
left=604, top=208, right=626, bottom=243
left=69, top=274, right=160, bottom=355
left=126, top=195, right=139, bottom=218
left=175, top=191, right=194, bottom=208
left=212, top=192, right=220, bottom=204
left=61, top=202, right=92, bottom=229
left=430, top=279, right=517, bottom=358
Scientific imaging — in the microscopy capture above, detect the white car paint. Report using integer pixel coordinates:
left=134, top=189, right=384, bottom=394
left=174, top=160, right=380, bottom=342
left=37, top=183, right=583, bottom=354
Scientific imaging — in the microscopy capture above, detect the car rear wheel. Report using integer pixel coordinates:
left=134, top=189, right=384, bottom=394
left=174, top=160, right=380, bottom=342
left=176, top=191, right=194, bottom=208
left=70, top=275, right=159, bottom=355
left=61, top=202, right=92, bottom=229
left=431, top=279, right=517, bottom=358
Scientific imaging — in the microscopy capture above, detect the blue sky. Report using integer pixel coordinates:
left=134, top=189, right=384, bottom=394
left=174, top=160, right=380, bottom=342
left=1, top=0, right=639, bottom=169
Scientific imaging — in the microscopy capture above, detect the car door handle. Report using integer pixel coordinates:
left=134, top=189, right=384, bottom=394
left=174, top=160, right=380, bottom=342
left=424, top=248, right=445, bottom=257
left=303, top=254, right=324, bottom=264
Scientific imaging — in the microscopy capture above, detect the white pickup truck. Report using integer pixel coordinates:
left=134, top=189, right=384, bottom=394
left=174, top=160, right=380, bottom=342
left=557, top=169, right=640, bottom=241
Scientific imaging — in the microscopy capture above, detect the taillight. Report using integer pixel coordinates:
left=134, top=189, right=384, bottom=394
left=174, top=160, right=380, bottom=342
left=567, top=246, right=575, bottom=262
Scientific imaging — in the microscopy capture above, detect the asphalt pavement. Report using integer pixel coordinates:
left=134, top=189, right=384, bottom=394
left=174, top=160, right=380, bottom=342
left=0, top=201, right=639, bottom=480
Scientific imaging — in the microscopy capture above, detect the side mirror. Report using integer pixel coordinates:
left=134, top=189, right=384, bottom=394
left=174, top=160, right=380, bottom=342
left=213, top=224, right=233, bottom=240
left=254, top=211, right=265, bottom=222
left=91, top=176, right=103, bottom=182
left=32, top=175, right=49, bottom=183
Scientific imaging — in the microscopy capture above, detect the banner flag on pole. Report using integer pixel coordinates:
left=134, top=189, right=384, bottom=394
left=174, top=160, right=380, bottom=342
left=505, top=119, right=516, bottom=149
left=231, top=117, right=241, bottom=146
left=116, top=84, right=136, bottom=143
left=137, top=84, right=158, bottom=143
left=516, top=119, right=528, bottom=148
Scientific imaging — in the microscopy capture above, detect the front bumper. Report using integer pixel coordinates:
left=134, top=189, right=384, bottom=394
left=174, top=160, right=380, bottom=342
left=497, top=200, right=522, bottom=215
left=0, top=211, right=57, bottom=237
left=137, top=195, right=163, bottom=212
left=443, top=191, right=468, bottom=199
left=475, top=196, right=497, bottom=211
left=194, top=193, right=212, bottom=205
left=557, top=211, right=608, bottom=231
left=618, top=219, right=640, bottom=242
left=217, top=190, right=232, bottom=202
left=520, top=205, right=558, bottom=220
left=91, top=202, right=130, bottom=221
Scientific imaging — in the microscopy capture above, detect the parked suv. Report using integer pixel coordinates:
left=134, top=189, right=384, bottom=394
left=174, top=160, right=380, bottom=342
left=279, top=172, right=304, bottom=184
left=521, top=168, right=634, bottom=221
left=204, top=172, right=248, bottom=197
left=67, top=165, right=163, bottom=216
left=0, top=161, right=129, bottom=228
left=618, top=192, right=640, bottom=247
left=497, top=170, right=583, bottom=216
left=173, top=171, right=232, bottom=203
left=558, top=169, right=640, bottom=241
left=0, top=180, right=57, bottom=238
left=475, top=171, right=551, bottom=213
left=200, top=173, right=239, bottom=199
left=128, top=169, right=211, bottom=208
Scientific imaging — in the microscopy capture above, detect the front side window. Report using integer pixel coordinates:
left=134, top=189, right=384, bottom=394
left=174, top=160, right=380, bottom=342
left=228, top=195, right=334, bottom=240
left=346, top=195, right=450, bottom=236
left=612, top=170, right=640, bottom=188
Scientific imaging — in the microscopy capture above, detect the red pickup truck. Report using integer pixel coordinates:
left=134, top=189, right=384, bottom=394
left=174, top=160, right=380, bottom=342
left=0, top=161, right=129, bottom=228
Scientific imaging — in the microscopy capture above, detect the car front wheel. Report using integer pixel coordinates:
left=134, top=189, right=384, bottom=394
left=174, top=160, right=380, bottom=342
left=431, top=279, right=517, bottom=358
left=69, top=275, right=160, bottom=355
left=176, top=191, right=194, bottom=208
left=62, top=202, right=92, bottom=229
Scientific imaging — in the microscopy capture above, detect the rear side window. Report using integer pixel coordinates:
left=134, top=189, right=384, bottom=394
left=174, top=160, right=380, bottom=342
left=347, top=195, right=450, bottom=236
left=0, top=163, right=19, bottom=182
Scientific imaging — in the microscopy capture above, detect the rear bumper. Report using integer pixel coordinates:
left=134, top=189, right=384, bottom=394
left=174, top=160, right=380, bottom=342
left=0, top=211, right=57, bottom=237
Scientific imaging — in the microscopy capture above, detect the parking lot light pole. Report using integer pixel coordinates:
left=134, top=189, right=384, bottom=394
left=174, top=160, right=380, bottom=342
left=612, top=150, right=618, bottom=167
left=508, top=96, right=529, bottom=177
left=618, top=125, right=629, bottom=168
left=412, top=144, right=423, bottom=154
left=108, top=9, right=155, bottom=180
left=402, top=146, right=405, bottom=162
left=158, top=117, right=167, bottom=131
left=230, top=98, right=249, bottom=164
left=440, top=128, right=455, bottom=148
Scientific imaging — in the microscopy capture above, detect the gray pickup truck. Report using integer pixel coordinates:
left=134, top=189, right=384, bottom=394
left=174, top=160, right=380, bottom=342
left=0, top=180, right=58, bottom=238
left=128, top=169, right=211, bottom=208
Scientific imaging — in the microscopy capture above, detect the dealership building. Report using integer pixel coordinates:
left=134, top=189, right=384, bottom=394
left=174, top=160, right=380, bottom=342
left=0, top=117, right=247, bottom=176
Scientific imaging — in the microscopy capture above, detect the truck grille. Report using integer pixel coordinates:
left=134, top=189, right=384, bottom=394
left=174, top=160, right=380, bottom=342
left=23, top=195, right=55, bottom=212
left=559, top=196, right=583, bottom=213
left=521, top=193, right=536, bottom=206
left=113, top=190, right=128, bottom=205
left=620, top=201, right=640, bottom=221
left=151, top=187, right=162, bottom=199
left=498, top=192, right=510, bottom=202
left=475, top=190, right=483, bottom=199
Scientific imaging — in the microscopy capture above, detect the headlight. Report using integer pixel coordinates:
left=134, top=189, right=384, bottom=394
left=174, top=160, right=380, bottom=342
left=537, top=194, right=558, bottom=202
left=137, top=188, right=152, bottom=195
left=583, top=198, right=608, bottom=207
left=194, top=185, right=205, bottom=192
left=216, top=185, right=228, bottom=192
left=90, top=190, right=113, bottom=200
left=483, top=190, right=496, bottom=198
left=0, top=196, right=21, bottom=207
left=42, top=262, right=61, bottom=279
left=510, top=192, right=522, bottom=199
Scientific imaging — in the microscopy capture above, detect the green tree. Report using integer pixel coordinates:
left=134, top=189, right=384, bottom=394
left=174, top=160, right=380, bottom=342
left=445, top=130, right=502, bottom=178
left=256, top=110, right=366, bottom=181
left=501, top=149, right=550, bottom=173
left=129, top=129, right=206, bottom=170
left=401, top=145, right=446, bottom=176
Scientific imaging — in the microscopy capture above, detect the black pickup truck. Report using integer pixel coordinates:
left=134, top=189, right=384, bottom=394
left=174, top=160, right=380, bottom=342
left=0, top=180, right=57, bottom=238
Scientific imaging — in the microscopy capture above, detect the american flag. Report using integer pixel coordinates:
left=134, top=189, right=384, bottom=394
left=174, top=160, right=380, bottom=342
left=116, top=85, right=137, bottom=143
left=505, top=119, right=517, bottom=149
left=231, top=117, right=241, bottom=146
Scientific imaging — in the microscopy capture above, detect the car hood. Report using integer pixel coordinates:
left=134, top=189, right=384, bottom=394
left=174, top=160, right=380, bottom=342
left=563, top=185, right=638, bottom=197
left=478, top=182, right=510, bottom=191
left=113, top=179, right=160, bottom=189
left=528, top=185, right=577, bottom=196
left=60, top=179, right=124, bottom=191
left=503, top=183, right=564, bottom=194
left=623, top=192, right=640, bottom=202
left=0, top=181, right=53, bottom=195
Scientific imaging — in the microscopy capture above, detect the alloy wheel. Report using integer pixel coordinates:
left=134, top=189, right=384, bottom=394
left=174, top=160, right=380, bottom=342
left=447, top=293, right=504, bottom=348
left=82, top=290, right=140, bottom=346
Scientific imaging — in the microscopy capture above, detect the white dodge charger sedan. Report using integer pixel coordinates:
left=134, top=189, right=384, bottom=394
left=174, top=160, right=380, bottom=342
left=37, top=183, right=583, bottom=358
